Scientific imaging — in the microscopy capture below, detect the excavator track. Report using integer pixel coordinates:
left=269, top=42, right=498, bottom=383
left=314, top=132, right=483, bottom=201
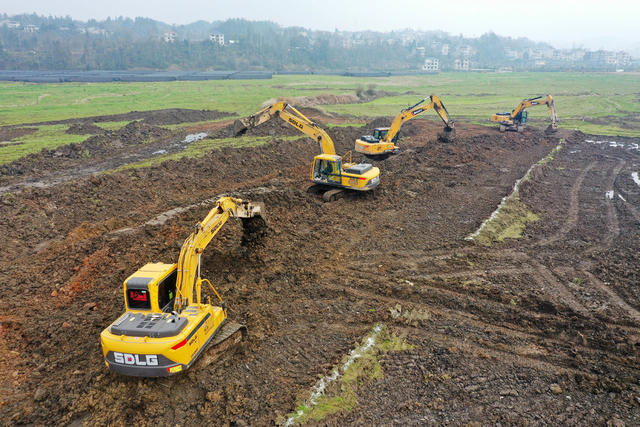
left=322, top=188, right=344, bottom=202
left=194, top=320, right=247, bottom=369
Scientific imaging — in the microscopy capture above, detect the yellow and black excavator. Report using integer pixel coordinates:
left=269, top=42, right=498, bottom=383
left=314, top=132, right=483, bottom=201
left=491, top=95, right=558, bottom=133
left=234, top=102, right=380, bottom=201
left=355, top=95, right=455, bottom=157
left=100, top=197, right=265, bottom=377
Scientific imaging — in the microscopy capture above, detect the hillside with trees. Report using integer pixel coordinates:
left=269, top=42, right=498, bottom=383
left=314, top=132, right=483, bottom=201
left=0, top=14, right=634, bottom=72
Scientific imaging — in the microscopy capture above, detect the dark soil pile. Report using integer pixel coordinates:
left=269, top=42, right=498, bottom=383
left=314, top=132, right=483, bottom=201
left=66, top=123, right=105, bottom=135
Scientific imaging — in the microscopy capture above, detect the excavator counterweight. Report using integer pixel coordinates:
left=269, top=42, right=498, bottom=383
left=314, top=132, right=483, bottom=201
left=100, top=197, right=265, bottom=377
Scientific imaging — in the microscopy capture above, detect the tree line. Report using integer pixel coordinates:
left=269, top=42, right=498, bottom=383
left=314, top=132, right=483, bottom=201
left=0, top=14, right=555, bottom=71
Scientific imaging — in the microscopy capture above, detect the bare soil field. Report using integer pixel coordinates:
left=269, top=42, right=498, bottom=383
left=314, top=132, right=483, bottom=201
left=0, top=110, right=638, bottom=426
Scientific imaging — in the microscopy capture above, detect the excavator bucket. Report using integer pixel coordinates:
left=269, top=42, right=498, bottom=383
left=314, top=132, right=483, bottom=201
left=544, top=124, right=558, bottom=135
left=437, top=126, right=456, bottom=143
left=235, top=200, right=264, bottom=219
left=233, top=119, right=249, bottom=136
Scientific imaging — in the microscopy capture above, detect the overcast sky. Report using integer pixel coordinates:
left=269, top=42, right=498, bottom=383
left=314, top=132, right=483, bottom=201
left=3, top=0, right=639, bottom=52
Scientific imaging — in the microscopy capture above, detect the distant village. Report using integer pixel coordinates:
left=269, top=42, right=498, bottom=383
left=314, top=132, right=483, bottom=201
left=0, top=16, right=635, bottom=72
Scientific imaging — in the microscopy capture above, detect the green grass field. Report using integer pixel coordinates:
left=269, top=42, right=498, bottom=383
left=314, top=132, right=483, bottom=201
left=1, top=72, right=639, bottom=165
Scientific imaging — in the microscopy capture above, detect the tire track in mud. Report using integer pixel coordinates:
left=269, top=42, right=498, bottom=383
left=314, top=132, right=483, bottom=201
left=581, top=271, right=640, bottom=323
left=591, top=158, right=624, bottom=251
left=537, top=161, right=596, bottom=247
left=323, top=281, right=639, bottom=375
left=526, top=258, right=590, bottom=317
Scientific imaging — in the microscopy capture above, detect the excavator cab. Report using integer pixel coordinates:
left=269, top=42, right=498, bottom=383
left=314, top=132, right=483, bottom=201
left=123, top=263, right=178, bottom=313
left=372, top=128, right=399, bottom=143
left=313, top=155, right=341, bottom=184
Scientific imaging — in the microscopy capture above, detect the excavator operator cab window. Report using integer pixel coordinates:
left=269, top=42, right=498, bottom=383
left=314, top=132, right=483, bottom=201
left=314, top=159, right=329, bottom=181
left=157, top=270, right=178, bottom=312
left=127, top=287, right=151, bottom=310
left=520, top=111, right=528, bottom=124
left=373, top=128, right=388, bottom=140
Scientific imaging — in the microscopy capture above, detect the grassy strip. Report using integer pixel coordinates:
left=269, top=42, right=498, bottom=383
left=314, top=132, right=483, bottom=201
left=111, top=135, right=304, bottom=172
left=326, top=122, right=366, bottom=128
left=1, top=73, right=639, bottom=138
left=0, top=124, right=91, bottom=164
left=469, top=141, right=564, bottom=246
left=285, top=324, right=413, bottom=425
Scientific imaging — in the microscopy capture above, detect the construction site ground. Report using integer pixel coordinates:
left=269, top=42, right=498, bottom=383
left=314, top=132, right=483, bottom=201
left=0, top=109, right=639, bottom=425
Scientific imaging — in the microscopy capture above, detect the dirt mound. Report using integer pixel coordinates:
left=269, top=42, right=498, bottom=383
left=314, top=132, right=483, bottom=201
left=262, top=93, right=360, bottom=108
left=367, top=117, right=391, bottom=129
left=14, top=108, right=232, bottom=127
left=0, top=127, right=36, bottom=141
left=0, top=121, right=175, bottom=179
left=215, top=117, right=301, bottom=139
left=65, top=123, right=105, bottom=135
left=140, top=109, right=230, bottom=126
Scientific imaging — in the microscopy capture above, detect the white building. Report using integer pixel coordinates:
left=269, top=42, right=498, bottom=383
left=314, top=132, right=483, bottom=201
left=505, top=49, right=522, bottom=60
left=441, top=44, right=450, bottom=56
left=422, top=57, right=440, bottom=72
left=458, top=45, right=474, bottom=57
left=0, top=20, right=20, bottom=29
left=616, top=51, right=631, bottom=66
left=163, top=31, right=177, bottom=43
left=23, top=24, right=39, bottom=33
left=209, top=33, right=225, bottom=46
left=454, top=58, right=470, bottom=71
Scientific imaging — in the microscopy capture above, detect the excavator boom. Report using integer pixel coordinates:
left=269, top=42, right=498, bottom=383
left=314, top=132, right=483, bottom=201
left=235, top=102, right=336, bottom=155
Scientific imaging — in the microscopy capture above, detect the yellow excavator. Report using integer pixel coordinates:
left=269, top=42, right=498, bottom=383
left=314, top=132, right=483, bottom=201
left=491, top=95, right=558, bottom=133
left=355, top=95, right=455, bottom=157
left=100, top=197, right=265, bottom=377
left=234, top=102, right=380, bottom=201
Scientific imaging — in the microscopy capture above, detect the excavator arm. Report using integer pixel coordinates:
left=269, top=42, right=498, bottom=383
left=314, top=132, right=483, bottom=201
left=384, top=95, right=455, bottom=143
left=234, top=102, right=336, bottom=155
left=175, top=197, right=264, bottom=312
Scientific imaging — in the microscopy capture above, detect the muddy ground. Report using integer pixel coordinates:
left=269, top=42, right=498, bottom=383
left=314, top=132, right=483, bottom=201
left=0, top=110, right=639, bottom=426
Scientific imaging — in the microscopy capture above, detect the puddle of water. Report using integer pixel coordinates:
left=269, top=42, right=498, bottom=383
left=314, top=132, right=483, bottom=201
left=584, top=139, right=638, bottom=152
left=605, top=190, right=614, bottom=200
left=632, top=172, right=640, bottom=187
left=183, top=132, right=208, bottom=144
